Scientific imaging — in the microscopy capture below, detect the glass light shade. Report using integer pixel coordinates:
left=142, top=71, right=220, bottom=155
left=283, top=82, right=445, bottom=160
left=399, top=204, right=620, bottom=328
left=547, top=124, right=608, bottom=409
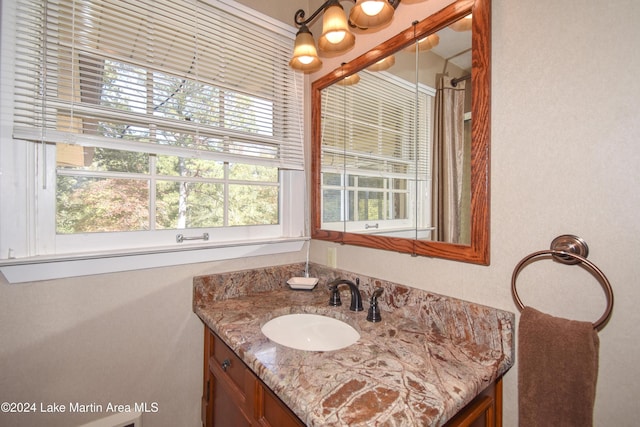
left=349, top=0, right=395, bottom=29
left=289, top=26, right=322, bottom=72
left=367, top=55, right=395, bottom=71
left=318, top=4, right=355, bottom=53
left=449, top=14, right=473, bottom=31
left=404, top=33, right=440, bottom=52
left=361, top=1, right=385, bottom=16
left=336, top=73, right=360, bottom=86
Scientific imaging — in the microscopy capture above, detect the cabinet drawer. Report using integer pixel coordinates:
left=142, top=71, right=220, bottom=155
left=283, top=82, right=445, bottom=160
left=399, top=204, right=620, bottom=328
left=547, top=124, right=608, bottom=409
left=210, top=333, right=246, bottom=399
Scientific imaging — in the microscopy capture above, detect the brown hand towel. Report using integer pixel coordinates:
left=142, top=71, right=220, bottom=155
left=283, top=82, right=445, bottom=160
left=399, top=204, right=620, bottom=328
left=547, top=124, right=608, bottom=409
left=518, top=306, right=600, bottom=427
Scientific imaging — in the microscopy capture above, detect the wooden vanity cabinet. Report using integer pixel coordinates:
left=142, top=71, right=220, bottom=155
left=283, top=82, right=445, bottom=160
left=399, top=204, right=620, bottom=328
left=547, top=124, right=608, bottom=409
left=201, top=327, right=305, bottom=427
left=444, top=377, right=503, bottom=427
left=201, top=326, right=502, bottom=427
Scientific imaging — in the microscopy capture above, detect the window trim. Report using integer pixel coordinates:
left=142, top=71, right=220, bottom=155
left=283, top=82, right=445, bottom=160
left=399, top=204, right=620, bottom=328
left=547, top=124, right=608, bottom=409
left=0, top=238, right=307, bottom=284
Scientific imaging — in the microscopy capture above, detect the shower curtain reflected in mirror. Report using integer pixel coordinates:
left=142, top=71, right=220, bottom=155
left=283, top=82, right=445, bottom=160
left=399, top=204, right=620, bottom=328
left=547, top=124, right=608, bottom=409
left=432, top=75, right=469, bottom=243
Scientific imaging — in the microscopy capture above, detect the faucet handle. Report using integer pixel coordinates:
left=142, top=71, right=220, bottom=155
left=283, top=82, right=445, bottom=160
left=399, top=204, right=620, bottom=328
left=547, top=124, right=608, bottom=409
left=367, top=288, right=384, bottom=323
left=328, top=284, right=342, bottom=306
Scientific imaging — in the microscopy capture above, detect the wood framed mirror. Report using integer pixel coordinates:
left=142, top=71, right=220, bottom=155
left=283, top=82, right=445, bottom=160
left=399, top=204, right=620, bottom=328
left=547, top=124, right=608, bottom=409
left=311, top=0, right=490, bottom=264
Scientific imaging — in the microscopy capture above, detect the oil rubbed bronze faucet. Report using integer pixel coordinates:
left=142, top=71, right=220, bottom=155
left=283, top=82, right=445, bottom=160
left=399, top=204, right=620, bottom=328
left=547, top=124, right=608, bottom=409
left=367, top=288, right=384, bottom=322
left=328, top=278, right=363, bottom=312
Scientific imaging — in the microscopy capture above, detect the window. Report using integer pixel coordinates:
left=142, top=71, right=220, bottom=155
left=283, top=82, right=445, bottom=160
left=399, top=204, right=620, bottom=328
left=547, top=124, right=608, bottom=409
left=320, top=70, right=434, bottom=235
left=0, top=0, right=305, bottom=278
left=322, top=172, right=409, bottom=223
left=52, top=58, right=281, bottom=234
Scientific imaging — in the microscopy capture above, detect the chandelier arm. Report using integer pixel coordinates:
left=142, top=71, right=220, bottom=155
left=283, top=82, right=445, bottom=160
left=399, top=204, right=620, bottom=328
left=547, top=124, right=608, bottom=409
left=294, top=0, right=358, bottom=27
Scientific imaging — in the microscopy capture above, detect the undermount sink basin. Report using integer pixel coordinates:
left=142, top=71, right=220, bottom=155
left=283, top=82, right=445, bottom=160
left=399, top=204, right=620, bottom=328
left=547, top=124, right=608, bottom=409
left=261, top=313, right=360, bottom=351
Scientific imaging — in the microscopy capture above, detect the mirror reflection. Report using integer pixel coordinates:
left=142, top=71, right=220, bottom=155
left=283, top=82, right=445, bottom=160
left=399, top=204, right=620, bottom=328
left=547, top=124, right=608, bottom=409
left=319, top=14, right=472, bottom=244
left=311, top=0, right=490, bottom=265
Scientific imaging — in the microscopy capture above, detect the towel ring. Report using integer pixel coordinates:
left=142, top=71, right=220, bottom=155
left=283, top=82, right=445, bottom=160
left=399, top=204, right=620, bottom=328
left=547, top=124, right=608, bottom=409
left=511, top=235, right=614, bottom=331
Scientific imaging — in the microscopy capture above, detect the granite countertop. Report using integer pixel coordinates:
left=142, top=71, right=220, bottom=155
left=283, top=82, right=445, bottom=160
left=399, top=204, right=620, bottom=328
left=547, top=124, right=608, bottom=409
left=193, top=263, right=514, bottom=427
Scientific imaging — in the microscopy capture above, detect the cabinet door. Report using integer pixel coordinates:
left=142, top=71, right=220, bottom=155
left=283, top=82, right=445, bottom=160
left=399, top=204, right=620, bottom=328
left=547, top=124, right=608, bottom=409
left=444, top=377, right=502, bottom=427
left=202, top=328, right=213, bottom=426
left=253, top=380, right=305, bottom=427
left=212, top=371, right=252, bottom=427
left=212, top=341, right=254, bottom=425
left=202, top=327, right=305, bottom=427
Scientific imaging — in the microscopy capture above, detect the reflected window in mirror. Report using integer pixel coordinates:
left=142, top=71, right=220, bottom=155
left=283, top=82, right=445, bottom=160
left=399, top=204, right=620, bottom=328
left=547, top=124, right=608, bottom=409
left=321, top=68, right=434, bottom=239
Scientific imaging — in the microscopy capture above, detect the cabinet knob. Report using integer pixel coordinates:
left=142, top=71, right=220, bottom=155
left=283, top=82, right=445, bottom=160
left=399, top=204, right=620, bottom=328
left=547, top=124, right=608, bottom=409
left=221, top=359, right=231, bottom=372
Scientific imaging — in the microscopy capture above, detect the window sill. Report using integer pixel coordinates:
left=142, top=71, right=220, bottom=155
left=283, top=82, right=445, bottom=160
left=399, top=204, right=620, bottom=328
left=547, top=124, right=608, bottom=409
left=0, top=238, right=307, bottom=284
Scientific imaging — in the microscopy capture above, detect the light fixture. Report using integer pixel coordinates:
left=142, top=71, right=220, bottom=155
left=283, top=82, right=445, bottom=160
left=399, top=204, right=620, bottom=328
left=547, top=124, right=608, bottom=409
left=404, top=33, right=440, bottom=52
left=318, top=1, right=355, bottom=53
left=349, top=0, right=398, bottom=29
left=289, top=24, right=323, bottom=72
left=449, top=13, right=473, bottom=32
left=336, top=73, right=361, bottom=85
left=367, top=54, right=395, bottom=71
left=290, top=0, right=402, bottom=73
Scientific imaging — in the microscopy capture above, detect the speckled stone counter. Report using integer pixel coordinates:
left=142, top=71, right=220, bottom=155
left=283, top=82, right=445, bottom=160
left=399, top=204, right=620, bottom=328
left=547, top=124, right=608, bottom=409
left=193, top=263, right=514, bottom=426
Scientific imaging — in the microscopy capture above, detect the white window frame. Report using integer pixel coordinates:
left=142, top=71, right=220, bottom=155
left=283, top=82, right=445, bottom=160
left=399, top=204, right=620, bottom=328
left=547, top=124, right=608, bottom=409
left=320, top=169, right=420, bottom=232
left=0, top=0, right=308, bottom=283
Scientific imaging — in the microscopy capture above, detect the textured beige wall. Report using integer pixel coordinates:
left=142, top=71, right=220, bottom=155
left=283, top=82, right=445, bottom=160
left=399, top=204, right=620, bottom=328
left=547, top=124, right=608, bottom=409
left=309, top=0, right=640, bottom=425
left=232, top=0, right=299, bottom=26
left=0, top=252, right=306, bottom=427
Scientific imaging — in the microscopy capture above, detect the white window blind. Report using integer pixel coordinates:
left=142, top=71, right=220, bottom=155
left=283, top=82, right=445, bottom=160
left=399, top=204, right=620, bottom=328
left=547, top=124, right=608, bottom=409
left=13, top=0, right=304, bottom=170
left=320, top=70, right=432, bottom=180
